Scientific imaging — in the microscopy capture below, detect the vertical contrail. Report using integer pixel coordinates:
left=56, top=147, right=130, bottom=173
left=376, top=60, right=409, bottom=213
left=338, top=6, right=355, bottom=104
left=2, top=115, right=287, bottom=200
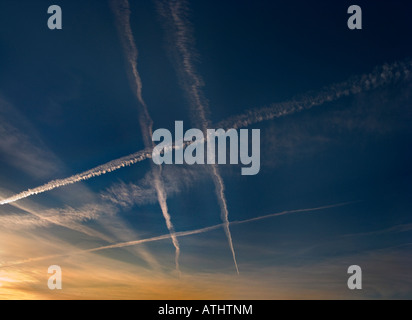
left=110, top=0, right=181, bottom=273
left=157, top=0, right=239, bottom=273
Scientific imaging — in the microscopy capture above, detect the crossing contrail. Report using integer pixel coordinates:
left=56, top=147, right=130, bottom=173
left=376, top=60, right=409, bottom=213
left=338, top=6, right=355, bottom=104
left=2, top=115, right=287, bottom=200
left=110, top=0, right=181, bottom=273
left=1, top=59, right=410, bottom=207
left=0, top=201, right=351, bottom=269
left=157, top=0, right=240, bottom=274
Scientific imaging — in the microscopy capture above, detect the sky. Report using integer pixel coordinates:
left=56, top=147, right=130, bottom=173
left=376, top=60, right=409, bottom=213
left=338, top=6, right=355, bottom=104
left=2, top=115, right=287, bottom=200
left=0, top=0, right=412, bottom=299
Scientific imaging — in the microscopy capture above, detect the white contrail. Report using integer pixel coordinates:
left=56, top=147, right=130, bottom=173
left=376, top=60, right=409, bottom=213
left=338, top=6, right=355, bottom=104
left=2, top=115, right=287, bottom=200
left=0, top=148, right=152, bottom=205
left=231, top=201, right=357, bottom=226
left=152, top=166, right=181, bottom=272
left=210, top=165, right=239, bottom=274
left=0, top=201, right=350, bottom=268
left=156, top=0, right=210, bottom=126
left=157, top=0, right=240, bottom=274
left=1, top=58, right=411, bottom=207
left=217, top=59, right=412, bottom=129
left=110, top=0, right=181, bottom=273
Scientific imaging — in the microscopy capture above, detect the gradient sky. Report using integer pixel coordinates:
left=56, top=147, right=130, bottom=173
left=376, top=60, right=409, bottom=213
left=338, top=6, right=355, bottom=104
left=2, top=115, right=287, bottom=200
left=0, top=0, right=412, bottom=299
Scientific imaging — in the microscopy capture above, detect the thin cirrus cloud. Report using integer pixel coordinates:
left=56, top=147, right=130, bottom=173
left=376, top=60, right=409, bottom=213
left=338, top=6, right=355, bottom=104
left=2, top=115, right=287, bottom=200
left=0, top=186, right=117, bottom=242
left=101, top=165, right=204, bottom=208
left=0, top=98, right=161, bottom=270
left=1, top=58, right=411, bottom=206
left=0, top=97, right=61, bottom=179
left=0, top=98, right=116, bottom=240
left=0, top=183, right=162, bottom=271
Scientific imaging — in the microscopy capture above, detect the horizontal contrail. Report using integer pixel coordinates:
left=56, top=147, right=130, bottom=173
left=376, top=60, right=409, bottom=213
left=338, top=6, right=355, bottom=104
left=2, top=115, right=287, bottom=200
left=1, top=59, right=411, bottom=206
left=0, top=201, right=350, bottom=268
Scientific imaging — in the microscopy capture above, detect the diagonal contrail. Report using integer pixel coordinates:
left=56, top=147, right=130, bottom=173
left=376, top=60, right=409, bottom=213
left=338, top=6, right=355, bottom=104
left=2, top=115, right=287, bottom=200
left=217, top=59, right=412, bottom=129
left=0, top=59, right=410, bottom=206
left=0, top=148, right=152, bottom=205
left=110, top=0, right=181, bottom=273
left=0, top=201, right=351, bottom=268
left=157, top=0, right=240, bottom=274
left=209, top=164, right=239, bottom=273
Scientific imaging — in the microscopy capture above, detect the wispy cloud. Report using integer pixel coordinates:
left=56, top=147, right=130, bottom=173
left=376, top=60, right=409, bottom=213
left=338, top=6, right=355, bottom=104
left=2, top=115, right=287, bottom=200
left=0, top=98, right=124, bottom=242
left=0, top=97, right=62, bottom=179
left=0, top=197, right=114, bottom=242
left=1, top=201, right=350, bottom=268
left=101, top=165, right=204, bottom=208
left=0, top=99, right=160, bottom=270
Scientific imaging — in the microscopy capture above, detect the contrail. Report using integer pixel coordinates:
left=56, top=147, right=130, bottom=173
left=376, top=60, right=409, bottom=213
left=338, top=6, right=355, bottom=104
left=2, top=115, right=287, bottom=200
left=0, top=148, right=152, bottom=205
left=0, top=201, right=351, bottom=268
left=110, top=0, right=181, bottom=273
left=231, top=201, right=358, bottom=226
left=152, top=166, right=181, bottom=273
left=1, top=59, right=411, bottom=206
left=210, top=165, right=239, bottom=274
left=157, top=0, right=239, bottom=274
left=160, top=0, right=210, bottom=127
left=217, top=59, right=412, bottom=129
